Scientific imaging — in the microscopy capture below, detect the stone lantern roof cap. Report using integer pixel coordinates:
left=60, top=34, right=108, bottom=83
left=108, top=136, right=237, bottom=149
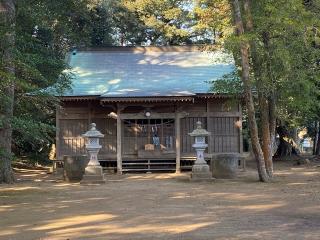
left=82, top=123, right=104, bottom=138
left=188, top=121, right=211, bottom=137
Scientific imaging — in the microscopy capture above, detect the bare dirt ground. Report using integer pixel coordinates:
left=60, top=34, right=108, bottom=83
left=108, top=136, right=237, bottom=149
left=1, top=161, right=320, bottom=240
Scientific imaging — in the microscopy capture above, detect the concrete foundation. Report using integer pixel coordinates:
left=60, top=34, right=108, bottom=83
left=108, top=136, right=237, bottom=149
left=212, top=153, right=239, bottom=179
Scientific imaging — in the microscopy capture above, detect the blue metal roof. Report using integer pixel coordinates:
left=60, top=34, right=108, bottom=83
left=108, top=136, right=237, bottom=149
left=64, top=47, right=234, bottom=97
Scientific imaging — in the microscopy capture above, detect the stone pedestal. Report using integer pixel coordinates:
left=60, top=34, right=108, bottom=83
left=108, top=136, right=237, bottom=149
left=191, top=163, right=212, bottom=181
left=80, top=149, right=106, bottom=184
left=63, top=155, right=88, bottom=182
left=81, top=165, right=106, bottom=184
left=212, top=153, right=239, bottom=179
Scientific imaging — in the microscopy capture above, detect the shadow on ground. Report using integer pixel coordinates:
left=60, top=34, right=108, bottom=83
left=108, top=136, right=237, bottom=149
left=0, top=162, right=320, bottom=240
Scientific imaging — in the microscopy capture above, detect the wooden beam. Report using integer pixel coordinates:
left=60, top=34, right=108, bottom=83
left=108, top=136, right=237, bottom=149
left=96, top=154, right=117, bottom=159
left=209, top=112, right=241, bottom=117
left=116, top=107, right=123, bottom=174
left=120, top=111, right=188, bottom=120
left=185, top=112, right=241, bottom=118
left=120, top=112, right=175, bottom=120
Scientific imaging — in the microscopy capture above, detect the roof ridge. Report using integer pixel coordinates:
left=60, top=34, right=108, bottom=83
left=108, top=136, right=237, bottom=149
left=74, top=45, right=213, bottom=53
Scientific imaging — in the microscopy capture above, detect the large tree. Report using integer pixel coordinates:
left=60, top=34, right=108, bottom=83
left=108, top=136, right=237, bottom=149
left=0, top=0, right=15, bottom=183
left=215, top=0, right=320, bottom=181
left=0, top=0, right=98, bottom=183
left=230, top=0, right=270, bottom=181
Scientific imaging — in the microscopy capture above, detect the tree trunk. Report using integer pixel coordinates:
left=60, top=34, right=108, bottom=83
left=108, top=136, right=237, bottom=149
left=231, top=0, right=270, bottom=182
left=274, top=125, right=299, bottom=157
left=313, top=121, right=319, bottom=154
left=260, top=30, right=274, bottom=177
left=316, top=126, right=320, bottom=155
left=243, top=0, right=274, bottom=179
left=0, top=0, right=15, bottom=184
left=258, top=94, right=273, bottom=177
left=269, top=95, right=277, bottom=155
left=275, top=138, right=293, bottom=157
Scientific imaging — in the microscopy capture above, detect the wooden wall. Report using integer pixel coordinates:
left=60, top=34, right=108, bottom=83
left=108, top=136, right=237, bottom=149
left=93, top=118, right=117, bottom=155
left=179, top=99, right=241, bottom=155
left=208, top=117, right=240, bottom=153
left=58, top=119, right=87, bottom=156
left=181, top=117, right=207, bottom=153
left=56, top=101, right=117, bottom=160
left=56, top=98, right=241, bottom=160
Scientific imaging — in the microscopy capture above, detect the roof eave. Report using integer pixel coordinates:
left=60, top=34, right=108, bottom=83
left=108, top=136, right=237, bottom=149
left=58, top=93, right=241, bottom=103
left=195, top=93, right=244, bottom=99
left=59, top=95, right=100, bottom=101
left=100, top=96, right=195, bottom=103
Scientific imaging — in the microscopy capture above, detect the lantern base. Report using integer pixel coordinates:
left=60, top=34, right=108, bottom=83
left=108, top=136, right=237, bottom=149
left=190, top=164, right=213, bottom=181
left=80, top=165, right=106, bottom=184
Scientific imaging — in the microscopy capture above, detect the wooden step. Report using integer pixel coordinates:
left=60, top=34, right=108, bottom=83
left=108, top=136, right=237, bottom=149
left=181, top=165, right=192, bottom=170
left=122, top=158, right=176, bottom=173
left=122, top=162, right=176, bottom=166
left=122, top=168, right=175, bottom=172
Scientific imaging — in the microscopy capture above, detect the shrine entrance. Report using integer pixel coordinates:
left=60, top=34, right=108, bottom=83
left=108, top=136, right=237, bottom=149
left=122, top=118, right=176, bottom=156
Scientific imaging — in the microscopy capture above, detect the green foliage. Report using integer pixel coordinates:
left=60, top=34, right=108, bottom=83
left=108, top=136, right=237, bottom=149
left=67, top=0, right=235, bottom=46
left=12, top=117, right=55, bottom=155
left=193, top=0, right=233, bottom=44
left=250, top=0, right=320, bottom=126
left=122, top=0, right=194, bottom=45
left=210, top=68, right=243, bottom=95
left=0, top=0, right=97, bottom=162
left=217, top=0, right=320, bottom=127
left=106, top=0, right=149, bottom=45
left=89, top=3, right=115, bottom=46
left=49, top=0, right=217, bottom=46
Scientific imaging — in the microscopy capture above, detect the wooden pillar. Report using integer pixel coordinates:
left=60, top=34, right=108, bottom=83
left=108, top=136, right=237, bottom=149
left=175, top=112, right=181, bottom=173
left=239, top=103, right=245, bottom=169
left=117, top=108, right=122, bottom=174
left=88, top=102, right=92, bottom=124
left=55, top=106, right=61, bottom=160
left=134, top=120, right=138, bottom=152
left=239, top=102, right=243, bottom=155
left=206, top=100, right=212, bottom=153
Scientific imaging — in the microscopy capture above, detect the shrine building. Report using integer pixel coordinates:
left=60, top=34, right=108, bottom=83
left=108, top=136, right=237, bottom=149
left=56, top=46, right=242, bottom=173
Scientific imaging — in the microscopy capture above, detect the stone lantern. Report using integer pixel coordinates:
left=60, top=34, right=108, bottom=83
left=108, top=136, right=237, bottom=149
left=188, top=121, right=212, bottom=181
left=81, top=123, right=106, bottom=184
